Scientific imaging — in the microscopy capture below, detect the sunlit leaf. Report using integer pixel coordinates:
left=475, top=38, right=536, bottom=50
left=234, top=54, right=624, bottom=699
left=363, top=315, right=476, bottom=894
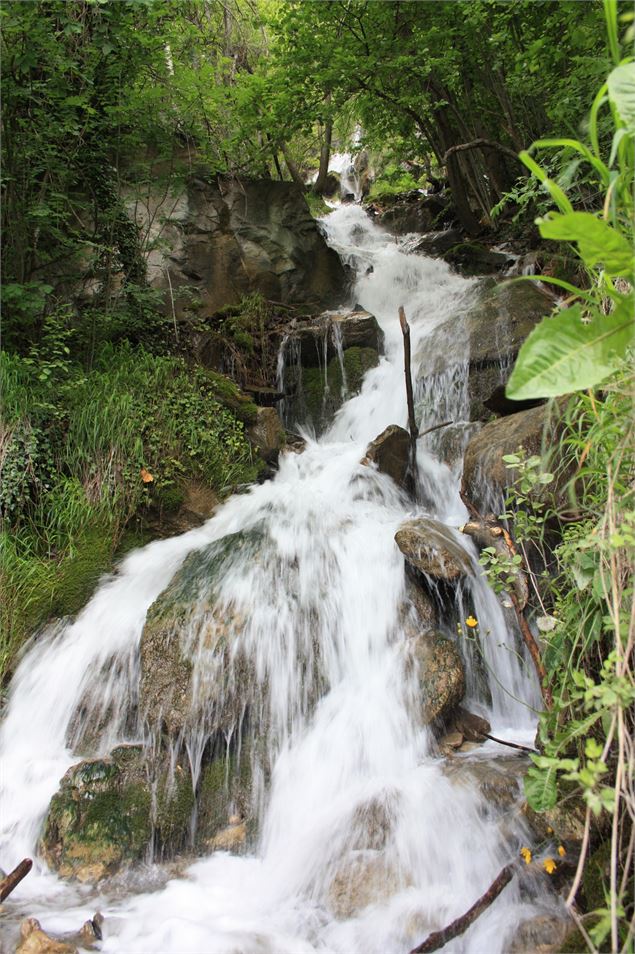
left=506, top=300, right=634, bottom=399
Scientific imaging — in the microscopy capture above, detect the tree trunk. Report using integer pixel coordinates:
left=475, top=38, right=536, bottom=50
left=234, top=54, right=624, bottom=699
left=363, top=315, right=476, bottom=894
left=281, top=145, right=306, bottom=189
left=313, top=117, right=333, bottom=195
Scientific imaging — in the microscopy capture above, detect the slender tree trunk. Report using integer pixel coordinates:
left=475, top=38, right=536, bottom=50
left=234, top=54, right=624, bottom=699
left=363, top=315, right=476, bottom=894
left=313, top=117, right=333, bottom=195
left=281, top=145, right=306, bottom=189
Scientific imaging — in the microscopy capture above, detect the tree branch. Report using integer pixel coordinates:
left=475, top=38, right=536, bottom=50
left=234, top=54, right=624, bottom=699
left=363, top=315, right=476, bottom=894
left=443, top=138, right=520, bottom=163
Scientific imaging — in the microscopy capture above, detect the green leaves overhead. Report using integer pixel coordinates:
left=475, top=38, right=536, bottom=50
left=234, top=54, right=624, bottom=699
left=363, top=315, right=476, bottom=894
left=506, top=299, right=634, bottom=400
left=538, top=211, right=634, bottom=279
left=607, top=61, right=635, bottom=134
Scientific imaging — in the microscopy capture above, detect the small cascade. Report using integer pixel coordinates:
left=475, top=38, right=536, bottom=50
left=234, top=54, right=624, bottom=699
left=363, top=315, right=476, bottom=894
left=0, top=205, right=563, bottom=953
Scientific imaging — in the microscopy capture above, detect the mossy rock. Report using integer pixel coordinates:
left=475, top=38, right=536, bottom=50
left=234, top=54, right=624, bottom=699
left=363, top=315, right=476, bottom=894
left=197, top=749, right=253, bottom=849
left=40, top=745, right=152, bottom=882
left=287, top=345, right=379, bottom=433
left=140, top=529, right=263, bottom=738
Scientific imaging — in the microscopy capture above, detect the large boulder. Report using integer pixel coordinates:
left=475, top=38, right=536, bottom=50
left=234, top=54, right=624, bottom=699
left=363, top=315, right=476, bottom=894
left=461, top=401, right=566, bottom=514
left=362, top=425, right=413, bottom=493
left=139, top=530, right=260, bottom=738
left=128, top=178, right=346, bottom=322
left=395, top=517, right=472, bottom=582
left=280, top=309, right=383, bottom=433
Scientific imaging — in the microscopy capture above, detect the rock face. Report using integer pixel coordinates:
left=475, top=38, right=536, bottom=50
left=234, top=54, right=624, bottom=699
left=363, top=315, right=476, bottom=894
left=362, top=425, right=413, bottom=493
left=410, top=633, right=466, bottom=724
left=129, top=178, right=346, bottom=321
left=461, top=401, right=565, bottom=514
left=395, top=517, right=472, bottom=582
left=281, top=309, right=383, bottom=433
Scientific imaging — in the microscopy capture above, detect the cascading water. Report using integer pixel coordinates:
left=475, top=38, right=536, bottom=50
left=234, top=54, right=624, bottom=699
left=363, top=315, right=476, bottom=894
left=0, top=206, right=559, bottom=952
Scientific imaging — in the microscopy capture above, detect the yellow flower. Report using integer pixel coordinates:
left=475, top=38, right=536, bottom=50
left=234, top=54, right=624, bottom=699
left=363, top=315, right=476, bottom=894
left=520, top=847, right=532, bottom=864
left=543, top=858, right=557, bottom=875
left=465, top=616, right=478, bottom=628
left=546, top=826, right=554, bottom=834
left=558, top=845, right=566, bottom=857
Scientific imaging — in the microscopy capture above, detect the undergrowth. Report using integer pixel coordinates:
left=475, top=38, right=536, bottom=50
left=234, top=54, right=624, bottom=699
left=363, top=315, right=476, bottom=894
left=0, top=340, right=259, bottom=682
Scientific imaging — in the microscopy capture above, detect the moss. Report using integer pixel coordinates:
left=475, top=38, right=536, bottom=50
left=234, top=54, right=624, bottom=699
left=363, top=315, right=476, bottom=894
left=582, top=840, right=612, bottom=912
left=299, top=346, right=379, bottom=430
left=41, top=749, right=152, bottom=878
left=50, top=524, right=115, bottom=620
left=154, top=764, right=196, bottom=851
left=196, top=749, right=252, bottom=846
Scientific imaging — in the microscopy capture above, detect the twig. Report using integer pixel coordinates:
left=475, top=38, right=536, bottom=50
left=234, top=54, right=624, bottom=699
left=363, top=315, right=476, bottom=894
left=398, top=306, right=418, bottom=482
left=409, top=863, right=514, bottom=953
left=443, top=138, right=520, bottom=163
left=0, top=858, right=33, bottom=901
left=484, top=733, right=538, bottom=754
left=419, top=420, right=453, bottom=438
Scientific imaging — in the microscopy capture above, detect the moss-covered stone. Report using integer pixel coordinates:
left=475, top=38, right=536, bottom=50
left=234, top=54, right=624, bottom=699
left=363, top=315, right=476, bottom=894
left=287, top=345, right=379, bottom=433
left=197, top=750, right=253, bottom=848
left=40, top=745, right=152, bottom=882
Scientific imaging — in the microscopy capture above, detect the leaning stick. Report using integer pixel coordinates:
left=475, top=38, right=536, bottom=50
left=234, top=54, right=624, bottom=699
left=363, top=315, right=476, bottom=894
left=0, top=858, right=33, bottom=901
left=409, top=863, right=514, bottom=953
left=398, top=306, right=418, bottom=480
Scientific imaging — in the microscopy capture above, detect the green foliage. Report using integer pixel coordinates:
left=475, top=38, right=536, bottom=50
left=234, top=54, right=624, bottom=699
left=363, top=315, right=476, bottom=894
left=0, top=343, right=258, bottom=682
left=367, top=163, right=421, bottom=200
left=507, top=10, right=634, bottom=401
left=493, top=368, right=634, bottom=942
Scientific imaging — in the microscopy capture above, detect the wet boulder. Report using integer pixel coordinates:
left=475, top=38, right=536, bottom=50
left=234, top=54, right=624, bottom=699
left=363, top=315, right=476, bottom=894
left=400, top=576, right=437, bottom=637
left=280, top=309, right=382, bottom=433
left=370, top=190, right=452, bottom=235
left=395, top=517, right=472, bottom=582
left=461, top=401, right=566, bottom=515
left=40, top=745, right=152, bottom=883
left=409, top=633, right=466, bottom=724
left=16, top=919, right=78, bottom=954
left=464, top=280, right=552, bottom=421
left=444, top=242, right=516, bottom=276
left=328, top=854, right=402, bottom=918
left=287, top=309, right=383, bottom=366
left=451, top=705, right=491, bottom=742
left=139, top=530, right=260, bottom=739
left=362, top=425, right=413, bottom=493
left=509, top=914, right=571, bottom=954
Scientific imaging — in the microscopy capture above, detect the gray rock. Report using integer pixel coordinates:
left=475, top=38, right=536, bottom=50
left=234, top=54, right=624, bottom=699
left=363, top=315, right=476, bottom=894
left=286, top=308, right=384, bottom=367
left=452, top=705, right=491, bottom=741
left=509, top=914, right=571, bottom=953
left=362, top=425, right=413, bottom=493
left=461, top=401, right=567, bottom=515
left=395, top=517, right=472, bottom=582
left=409, top=632, right=466, bottom=724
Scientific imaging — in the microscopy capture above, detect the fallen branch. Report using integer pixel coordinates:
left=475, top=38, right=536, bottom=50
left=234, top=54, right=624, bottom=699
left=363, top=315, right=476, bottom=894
left=443, top=138, right=520, bottom=163
left=409, top=863, right=514, bottom=953
left=398, top=306, right=418, bottom=485
left=0, top=858, right=33, bottom=901
left=484, top=733, right=538, bottom=754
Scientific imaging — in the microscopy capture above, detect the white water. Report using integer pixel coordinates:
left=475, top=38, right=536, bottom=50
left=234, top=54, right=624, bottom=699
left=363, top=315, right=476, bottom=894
left=0, top=206, right=553, bottom=952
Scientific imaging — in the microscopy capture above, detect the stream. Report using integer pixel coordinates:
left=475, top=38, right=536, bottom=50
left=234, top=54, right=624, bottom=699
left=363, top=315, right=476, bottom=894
left=0, top=206, right=563, bottom=953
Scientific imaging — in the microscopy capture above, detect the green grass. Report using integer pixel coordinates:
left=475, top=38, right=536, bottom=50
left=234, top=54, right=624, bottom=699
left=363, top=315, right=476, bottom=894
left=0, top=343, right=260, bottom=682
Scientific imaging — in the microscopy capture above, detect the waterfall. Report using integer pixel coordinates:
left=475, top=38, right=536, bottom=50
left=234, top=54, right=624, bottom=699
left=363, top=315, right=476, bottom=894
left=0, top=206, right=558, bottom=952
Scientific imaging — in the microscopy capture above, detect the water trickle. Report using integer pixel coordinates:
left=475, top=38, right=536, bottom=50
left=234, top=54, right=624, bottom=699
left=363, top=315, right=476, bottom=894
left=0, top=205, right=560, bottom=951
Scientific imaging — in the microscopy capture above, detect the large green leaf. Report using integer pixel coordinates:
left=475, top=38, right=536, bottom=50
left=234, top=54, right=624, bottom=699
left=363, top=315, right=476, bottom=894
left=524, top=760, right=558, bottom=812
left=608, top=62, right=635, bottom=135
left=506, top=300, right=634, bottom=399
left=538, top=211, right=634, bottom=278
